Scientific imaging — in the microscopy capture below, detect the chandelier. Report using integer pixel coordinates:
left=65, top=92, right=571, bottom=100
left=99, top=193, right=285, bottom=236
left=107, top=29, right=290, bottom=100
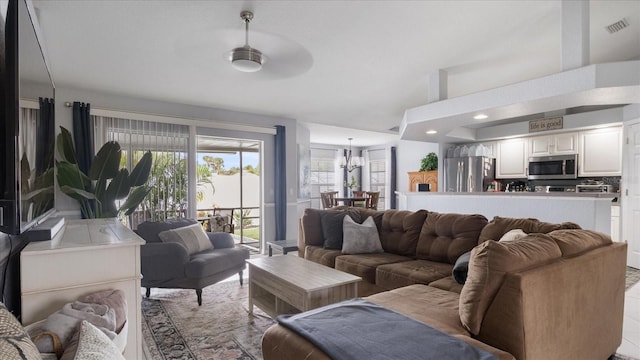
left=339, top=138, right=363, bottom=172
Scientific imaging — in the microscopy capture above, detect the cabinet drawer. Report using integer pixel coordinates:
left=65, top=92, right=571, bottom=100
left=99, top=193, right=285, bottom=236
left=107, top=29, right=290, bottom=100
left=21, top=245, right=137, bottom=293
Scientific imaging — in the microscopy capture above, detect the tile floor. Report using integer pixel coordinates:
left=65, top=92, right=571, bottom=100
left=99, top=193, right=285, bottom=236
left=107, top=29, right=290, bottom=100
left=619, top=267, right=640, bottom=359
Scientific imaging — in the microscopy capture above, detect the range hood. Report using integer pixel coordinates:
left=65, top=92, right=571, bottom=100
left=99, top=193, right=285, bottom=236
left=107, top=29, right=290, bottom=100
left=400, top=60, right=640, bottom=143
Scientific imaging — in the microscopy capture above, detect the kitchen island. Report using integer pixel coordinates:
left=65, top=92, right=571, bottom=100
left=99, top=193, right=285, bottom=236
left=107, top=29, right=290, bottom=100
left=396, top=191, right=616, bottom=234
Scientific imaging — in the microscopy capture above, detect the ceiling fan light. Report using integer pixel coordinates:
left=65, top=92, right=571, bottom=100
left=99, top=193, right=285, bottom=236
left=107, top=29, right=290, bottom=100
left=231, top=46, right=263, bottom=72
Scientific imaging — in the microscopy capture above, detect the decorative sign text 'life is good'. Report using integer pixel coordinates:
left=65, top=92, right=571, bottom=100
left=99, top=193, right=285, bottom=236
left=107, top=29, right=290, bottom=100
left=529, top=117, right=563, bottom=133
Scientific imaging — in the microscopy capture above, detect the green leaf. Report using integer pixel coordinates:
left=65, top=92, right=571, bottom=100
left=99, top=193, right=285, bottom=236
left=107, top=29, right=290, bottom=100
left=105, top=168, right=131, bottom=200
left=120, top=186, right=151, bottom=215
left=57, top=161, right=87, bottom=191
left=89, top=141, right=121, bottom=181
left=57, top=127, right=78, bottom=164
left=59, top=185, right=97, bottom=201
left=129, top=151, right=152, bottom=187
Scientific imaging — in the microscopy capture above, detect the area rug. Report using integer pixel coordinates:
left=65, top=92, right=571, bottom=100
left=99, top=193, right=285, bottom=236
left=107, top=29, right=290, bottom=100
left=142, top=267, right=640, bottom=360
left=141, top=280, right=274, bottom=360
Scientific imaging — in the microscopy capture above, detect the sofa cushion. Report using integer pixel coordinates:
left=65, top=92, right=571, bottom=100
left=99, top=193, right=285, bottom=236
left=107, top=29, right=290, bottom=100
left=342, top=216, right=383, bottom=254
left=376, top=260, right=452, bottom=290
left=320, top=210, right=362, bottom=250
left=416, top=212, right=487, bottom=264
left=184, top=247, right=249, bottom=278
left=367, top=284, right=469, bottom=337
left=547, top=229, right=612, bottom=257
left=158, top=223, right=213, bottom=255
left=136, top=218, right=198, bottom=243
left=459, top=234, right=562, bottom=335
left=429, top=276, right=464, bottom=294
left=304, top=246, right=343, bottom=267
left=301, top=208, right=325, bottom=247
left=0, top=302, right=42, bottom=360
left=478, top=216, right=580, bottom=243
left=379, top=210, right=428, bottom=256
left=335, top=253, right=413, bottom=284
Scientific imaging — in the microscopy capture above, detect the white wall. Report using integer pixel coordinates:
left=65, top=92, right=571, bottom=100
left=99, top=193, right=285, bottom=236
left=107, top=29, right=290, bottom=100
left=394, top=140, right=439, bottom=192
left=54, top=86, right=301, bottom=244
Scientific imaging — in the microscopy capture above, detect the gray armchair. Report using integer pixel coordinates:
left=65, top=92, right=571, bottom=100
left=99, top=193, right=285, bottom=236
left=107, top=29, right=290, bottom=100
left=136, top=218, right=250, bottom=306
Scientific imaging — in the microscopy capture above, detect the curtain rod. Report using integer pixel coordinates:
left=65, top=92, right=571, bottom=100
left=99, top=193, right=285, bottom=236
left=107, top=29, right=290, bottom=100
left=64, top=102, right=277, bottom=135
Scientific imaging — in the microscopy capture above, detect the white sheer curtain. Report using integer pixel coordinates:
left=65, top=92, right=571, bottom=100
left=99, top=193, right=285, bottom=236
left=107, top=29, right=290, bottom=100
left=361, top=150, right=371, bottom=191
left=92, top=115, right=189, bottom=226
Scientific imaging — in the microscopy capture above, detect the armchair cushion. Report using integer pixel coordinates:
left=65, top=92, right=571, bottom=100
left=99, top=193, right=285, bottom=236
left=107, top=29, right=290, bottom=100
left=137, top=218, right=198, bottom=243
left=185, top=248, right=250, bottom=278
left=208, top=232, right=235, bottom=249
left=158, top=223, right=213, bottom=255
left=140, top=242, right=190, bottom=279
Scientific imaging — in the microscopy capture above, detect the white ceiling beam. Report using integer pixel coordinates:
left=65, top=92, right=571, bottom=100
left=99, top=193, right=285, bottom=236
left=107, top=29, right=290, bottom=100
left=561, top=0, right=590, bottom=71
left=427, top=69, right=448, bottom=104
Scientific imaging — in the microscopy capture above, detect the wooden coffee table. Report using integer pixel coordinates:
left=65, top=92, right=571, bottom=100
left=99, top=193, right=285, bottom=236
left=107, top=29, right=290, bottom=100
left=246, top=255, right=361, bottom=318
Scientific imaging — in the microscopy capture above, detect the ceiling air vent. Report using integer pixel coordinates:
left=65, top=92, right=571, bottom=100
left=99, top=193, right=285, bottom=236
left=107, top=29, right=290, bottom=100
left=605, top=18, right=629, bottom=34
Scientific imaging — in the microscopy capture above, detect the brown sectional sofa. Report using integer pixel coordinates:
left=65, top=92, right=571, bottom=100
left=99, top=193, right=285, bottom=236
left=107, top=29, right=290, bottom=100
left=262, top=207, right=627, bottom=360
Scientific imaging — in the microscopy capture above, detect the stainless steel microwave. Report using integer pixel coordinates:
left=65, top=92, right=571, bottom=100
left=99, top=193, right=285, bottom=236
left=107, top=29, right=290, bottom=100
left=527, top=154, right=578, bottom=180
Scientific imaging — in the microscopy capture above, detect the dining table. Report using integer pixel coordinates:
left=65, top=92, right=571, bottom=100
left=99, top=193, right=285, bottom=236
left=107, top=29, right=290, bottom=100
left=334, top=196, right=367, bottom=207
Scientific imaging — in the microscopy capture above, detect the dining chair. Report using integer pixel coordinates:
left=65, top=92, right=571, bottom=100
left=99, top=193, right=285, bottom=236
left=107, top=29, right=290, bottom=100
left=320, top=191, right=339, bottom=209
left=352, top=190, right=366, bottom=207
left=365, top=191, right=380, bottom=210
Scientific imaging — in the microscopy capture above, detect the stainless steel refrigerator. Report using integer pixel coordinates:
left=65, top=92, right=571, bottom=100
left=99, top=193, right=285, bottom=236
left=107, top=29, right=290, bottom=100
left=444, top=156, right=495, bottom=192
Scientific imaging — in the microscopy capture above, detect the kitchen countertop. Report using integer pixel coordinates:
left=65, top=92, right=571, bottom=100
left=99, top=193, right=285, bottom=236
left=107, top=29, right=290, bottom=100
left=397, top=191, right=618, bottom=199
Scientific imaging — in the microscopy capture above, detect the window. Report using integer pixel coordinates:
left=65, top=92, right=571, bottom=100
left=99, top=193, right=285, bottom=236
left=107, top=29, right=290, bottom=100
left=310, top=148, right=339, bottom=209
left=367, top=149, right=387, bottom=210
left=93, top=116, right=189, bottom=227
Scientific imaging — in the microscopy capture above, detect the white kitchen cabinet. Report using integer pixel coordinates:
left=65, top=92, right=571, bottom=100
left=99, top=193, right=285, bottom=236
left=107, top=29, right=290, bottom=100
left=578, top=127, right=623, bottom=177
left=496, top=138, right=528, bottom=178
left=528, top=132, right=577, bottom=156
left=611, top=205, right=621, bottom=242
left=21, top=218, right=144, bottom=360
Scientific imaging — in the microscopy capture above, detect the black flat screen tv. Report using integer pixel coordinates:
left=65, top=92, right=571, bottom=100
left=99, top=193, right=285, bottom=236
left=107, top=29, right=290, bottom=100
left=0, top=0, right=56, bottom=235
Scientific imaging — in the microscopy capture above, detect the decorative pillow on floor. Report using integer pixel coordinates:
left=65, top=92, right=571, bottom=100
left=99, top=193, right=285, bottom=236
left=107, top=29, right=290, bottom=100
left=342, top=216, right=384, bottom=254
left=0, top=302, right=42, bottom=360
left=158, top=223, right=213, bottom=255
left=60, top=320, right=125, bottom=360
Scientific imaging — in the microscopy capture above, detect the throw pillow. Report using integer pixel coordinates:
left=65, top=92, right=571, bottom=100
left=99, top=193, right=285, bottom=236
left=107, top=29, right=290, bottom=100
left=0, top=302, right=42, bottom=360
left=320, top=210, right=362, bottom=250
left=342, top=216, right=384, bottom=254
left=499, top=229, right=527, bottom=242
left=60, top=320, right=125, bottom=360
left=158, top=223, right=213, bottom=255
left=452, top=251, right=471, bottom=284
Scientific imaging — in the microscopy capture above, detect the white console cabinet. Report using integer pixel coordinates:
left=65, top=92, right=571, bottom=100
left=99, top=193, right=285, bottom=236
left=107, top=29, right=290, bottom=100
left=20, top=218, right=145, bottom=360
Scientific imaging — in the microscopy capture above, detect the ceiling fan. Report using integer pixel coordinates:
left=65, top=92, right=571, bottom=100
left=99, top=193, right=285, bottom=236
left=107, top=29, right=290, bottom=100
left=228, top=11, right=264, bottom=72
left=223, top=10, right=313, bottom=77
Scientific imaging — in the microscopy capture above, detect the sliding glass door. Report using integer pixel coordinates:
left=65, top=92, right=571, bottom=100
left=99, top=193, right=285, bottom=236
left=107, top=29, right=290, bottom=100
left=196, top=136, right=262, bottom=251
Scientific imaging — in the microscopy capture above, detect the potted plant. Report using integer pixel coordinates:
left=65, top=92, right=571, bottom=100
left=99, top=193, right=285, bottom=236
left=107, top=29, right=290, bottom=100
left=56, top=126, right=153, bottom=219
left=344, top=175, right=357, bottom=197
left=408, top=152, right=438, bottom=192
left=419, top=152, right=438, bottom=172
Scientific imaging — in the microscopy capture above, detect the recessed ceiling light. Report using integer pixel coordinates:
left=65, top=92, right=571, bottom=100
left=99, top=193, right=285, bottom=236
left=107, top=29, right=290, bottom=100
left=473, top=114, right=488, bottom=120
left=426, top=130, right=437, bottom=134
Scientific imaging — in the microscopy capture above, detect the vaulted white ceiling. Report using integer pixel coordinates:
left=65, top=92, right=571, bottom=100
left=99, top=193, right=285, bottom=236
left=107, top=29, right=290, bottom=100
left=32, top=1, right=640, bottom=146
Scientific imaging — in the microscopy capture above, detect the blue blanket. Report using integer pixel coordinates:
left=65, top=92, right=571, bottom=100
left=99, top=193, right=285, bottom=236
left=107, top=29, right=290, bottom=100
left=277, top=299, right=498, bottom=360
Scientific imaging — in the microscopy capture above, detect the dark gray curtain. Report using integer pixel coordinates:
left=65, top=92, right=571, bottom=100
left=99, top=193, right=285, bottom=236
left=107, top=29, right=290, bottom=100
left=390, top=146, right=397, bottom=209
left=72, top=102, right=93, bottom=174
left=274, top=126, right=286, bottom=240
left=36, top=97, right=54, bottom=176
